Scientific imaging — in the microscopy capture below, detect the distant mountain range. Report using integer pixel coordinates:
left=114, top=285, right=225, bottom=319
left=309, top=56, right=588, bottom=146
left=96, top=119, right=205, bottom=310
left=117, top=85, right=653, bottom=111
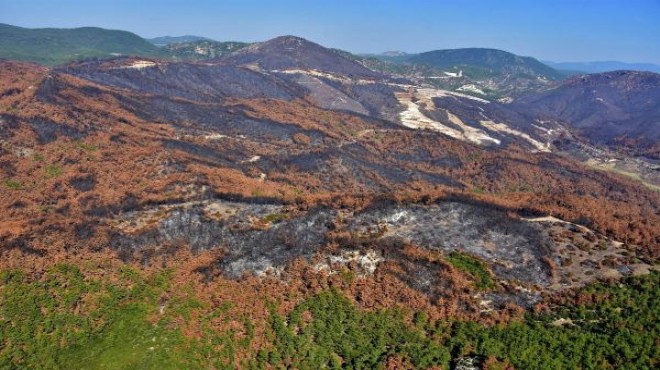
left=408, top=48, right=565, bottom=80
left=545, top=60, right=660, bottom=74
left=148, top=35, right=213, bottom=46
left=1, top=22, right=659, bottom=105
left=353, top=48, right=566, bottom=98
left=2, top=23, right=657, bottom=78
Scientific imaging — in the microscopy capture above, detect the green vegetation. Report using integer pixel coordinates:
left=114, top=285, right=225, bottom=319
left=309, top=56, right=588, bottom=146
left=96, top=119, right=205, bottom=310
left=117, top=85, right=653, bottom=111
left=260, top=212, right=289, bottom=224
left=266, top=289, right=449, bottom=369
left=165, top=40, right=249, bottom=60
left=446, top=251, right=495, bottom=289
left=75, top=140, right=99, bottom=152
left=0, top=264, right=261, bottom=370
left=471, top=185, right=485, bottom=194
left=292, top=187, right=305, bottom=196
left=250, top=189, right=266, bottom=197
left=0, top=23, right=249, bottom=66
left=3, top=179, right=21, bottom=190
left=0, top=265, right=188, bottom=369
left=407, top=48, right=564, bottom=80
left=1, top=263, right=657, bottom=369
left=148, top=36, right=211, bottom=46
left=45, top=164, right=63, bottom=178
left=446, top=271, right=660, bottom=369
left=266, top=271, right=659, bottom=369
left=0, top=23, right=167, bottom=66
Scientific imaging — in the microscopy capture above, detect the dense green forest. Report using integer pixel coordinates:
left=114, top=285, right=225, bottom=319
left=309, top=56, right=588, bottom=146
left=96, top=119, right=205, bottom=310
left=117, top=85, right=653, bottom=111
left=0, top=23, right=166, bottom=65
left=1, top=264, right=657, bottom=369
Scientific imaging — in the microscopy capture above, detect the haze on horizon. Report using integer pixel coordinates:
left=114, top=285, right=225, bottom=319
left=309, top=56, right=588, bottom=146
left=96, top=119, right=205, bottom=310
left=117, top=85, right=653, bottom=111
left=1, top=0, right=659, bottom=64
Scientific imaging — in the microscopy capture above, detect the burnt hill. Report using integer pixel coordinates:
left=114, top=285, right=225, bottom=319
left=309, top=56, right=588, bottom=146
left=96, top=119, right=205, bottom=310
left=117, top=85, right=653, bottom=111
left=0, top=36, right=658, bottom=326
left=513, top=71, right=660, bottom=157
left=220, top=35, right=383, bottom=78
left=1, top=57, right=657, bottom=264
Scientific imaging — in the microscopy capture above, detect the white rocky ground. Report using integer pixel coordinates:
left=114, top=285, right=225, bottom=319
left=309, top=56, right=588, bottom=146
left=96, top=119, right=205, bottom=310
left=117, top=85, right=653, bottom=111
left=314, top=250, right=383, bottom=276
left=479, top=119, right=551, bottom=152
left=395, top=86, right=556, bottom=152
left=116, top=60, right=158, bottom=70
left=395, top=88, right=500, bottom=145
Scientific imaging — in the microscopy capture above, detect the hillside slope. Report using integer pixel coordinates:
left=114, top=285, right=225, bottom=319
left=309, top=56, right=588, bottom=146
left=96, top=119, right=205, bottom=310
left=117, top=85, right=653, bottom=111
left=1, top=47, right=656, bottom=276
left=514, top=70, right=660, bottom=158
left=221, top=35, right=383, bottom=78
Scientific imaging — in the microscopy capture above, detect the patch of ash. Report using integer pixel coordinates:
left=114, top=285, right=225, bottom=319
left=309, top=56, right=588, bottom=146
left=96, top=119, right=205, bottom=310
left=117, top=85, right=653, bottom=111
left=314, top=250, right=383, bottom=276
left=110, top=200, right=336, bottom=278
left=350, top=202, right=552, bottom=286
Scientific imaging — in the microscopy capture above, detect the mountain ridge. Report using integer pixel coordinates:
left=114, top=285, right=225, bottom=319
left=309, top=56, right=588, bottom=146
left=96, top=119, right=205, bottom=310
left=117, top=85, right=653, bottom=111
left=545, top=60, right=660, bottom=74
left=165, top=40, right=250, bottom=60
left=148, top=35, right=213, bottom=46
left=0, top=23, right=166, bottom=65
left=513, top=70, right=660, bottom=158
left=408, top=47, right=564, bottom=79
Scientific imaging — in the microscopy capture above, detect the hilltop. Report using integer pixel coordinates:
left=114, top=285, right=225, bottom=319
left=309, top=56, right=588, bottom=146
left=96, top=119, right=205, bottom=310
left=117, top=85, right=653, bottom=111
left=220, top=35, right=383, bottom=78
left=409, top=48, right=564, bottom=79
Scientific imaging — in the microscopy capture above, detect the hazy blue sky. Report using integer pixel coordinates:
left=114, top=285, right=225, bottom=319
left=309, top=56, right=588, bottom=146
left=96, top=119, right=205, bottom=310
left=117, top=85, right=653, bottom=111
left=2, top=0, right=659, bottom=63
